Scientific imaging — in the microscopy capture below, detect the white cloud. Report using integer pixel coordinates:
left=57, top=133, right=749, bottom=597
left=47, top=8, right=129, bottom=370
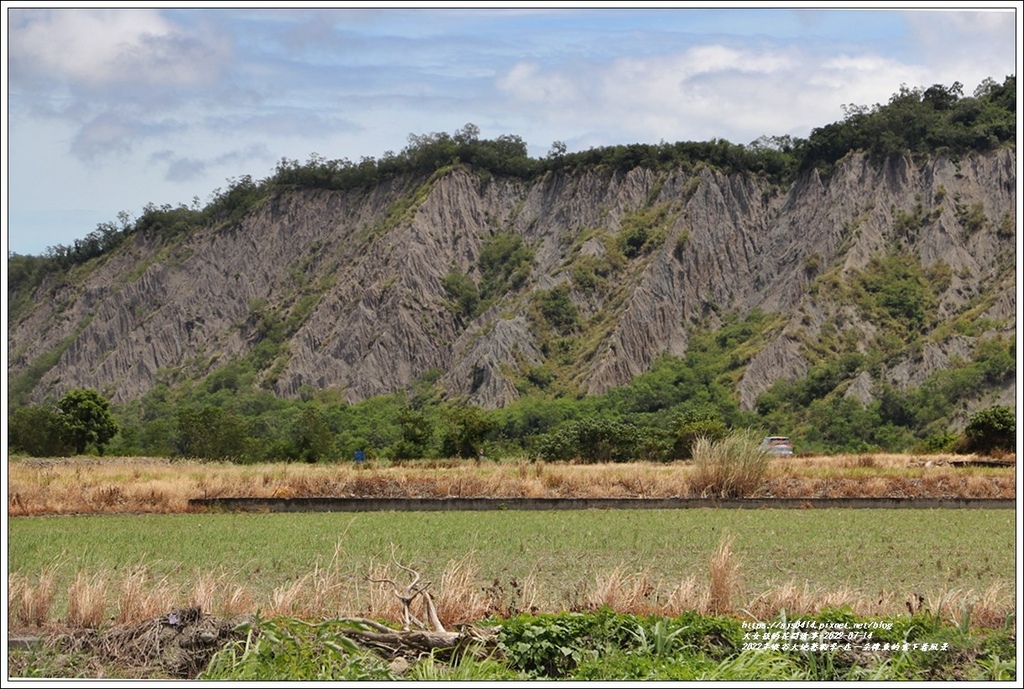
left=9, top=9, right=230, bottom=91
left=497, top=62, right=582, bottom=105
left=4, top=7, right=1018, bottom=257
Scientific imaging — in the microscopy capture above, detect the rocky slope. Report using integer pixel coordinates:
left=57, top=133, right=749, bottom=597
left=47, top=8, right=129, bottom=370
left=7, top=149, right=1017, bottom=420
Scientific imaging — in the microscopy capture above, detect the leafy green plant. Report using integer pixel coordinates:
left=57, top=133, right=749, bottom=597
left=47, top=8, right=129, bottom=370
left=498, top=613, right=597, bottom=677
left=57, top=388, right=120, bottom=455
left=8, top=404, right=74, bottom=457
left=532, top=417, right=664, bottom=463
left=627, top=618, right=689, bottom=657
left=962, top=405, right=1015, bottom=455
left=533, top=285, right=579, bottom=335
left=442, top=270, right=480, bottom=320
left=478, top=232, right=534, bottom=301
left=671, top=408, right=729, bottom=460
left=201, top=615, right=392, bottom=681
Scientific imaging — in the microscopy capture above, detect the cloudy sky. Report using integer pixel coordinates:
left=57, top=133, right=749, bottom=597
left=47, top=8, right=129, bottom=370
left=3, top=3, right=1020, bottom=256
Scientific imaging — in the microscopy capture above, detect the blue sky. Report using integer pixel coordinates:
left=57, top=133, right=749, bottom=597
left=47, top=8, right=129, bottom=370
left=2, top=3, right=1020, bottom=256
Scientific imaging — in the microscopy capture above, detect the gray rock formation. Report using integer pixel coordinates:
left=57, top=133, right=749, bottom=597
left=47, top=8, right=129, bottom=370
left=7, top=149, right=1016, bottom=422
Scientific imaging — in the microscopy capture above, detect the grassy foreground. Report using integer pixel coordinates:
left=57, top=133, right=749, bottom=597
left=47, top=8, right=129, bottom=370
left=8, top=509, right=1015, bottom=628
left=6, top=453, right=1016, bottom=680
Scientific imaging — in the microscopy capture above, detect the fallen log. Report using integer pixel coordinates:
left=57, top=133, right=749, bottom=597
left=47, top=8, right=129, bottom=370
left=334, top=557, right=499, bottom=661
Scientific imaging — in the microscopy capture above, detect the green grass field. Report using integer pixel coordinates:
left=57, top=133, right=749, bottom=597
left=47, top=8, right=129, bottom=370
left=8, top=508, right=1015, bottom=612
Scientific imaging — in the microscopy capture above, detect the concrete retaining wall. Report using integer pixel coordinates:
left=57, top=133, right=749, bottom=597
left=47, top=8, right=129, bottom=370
left=187, top=497, right=1015, bottom=512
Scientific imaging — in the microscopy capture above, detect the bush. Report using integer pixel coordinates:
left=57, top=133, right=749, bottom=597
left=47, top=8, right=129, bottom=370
left=532, top=418, right=657, bottom=463
left=8, top=404, right=73, bottom=457
left=962, top=405, right=1015, bottom=455
left=535, top=286, right=579, bottom=335
left=671, top=409, right=729, bottom=460
left=688, top=430, right=771, bottom=498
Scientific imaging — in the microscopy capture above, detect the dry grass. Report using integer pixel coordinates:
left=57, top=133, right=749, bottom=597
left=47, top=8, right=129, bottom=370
left=707, top=535, right=740, bottom=614
left=117, top=567, right=176, bottom=625
left=435, top=554, right=490, bottom=625
left=7, top=455, right=1015, bottom=636
left=9, top=566, right=58, bottom=628
left=8, top=453, right=1012, bottom=517
left=9, top=545, right=1012, bottom=636
left=584, top=566, right=657, bottom=614
left=66, top=572, right=107, bottom=629
left=690, top=432, right=772, bottom=498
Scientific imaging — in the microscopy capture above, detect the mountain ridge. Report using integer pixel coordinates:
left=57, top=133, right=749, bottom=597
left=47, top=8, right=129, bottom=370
left=7, top=147, right=1016, bottom=428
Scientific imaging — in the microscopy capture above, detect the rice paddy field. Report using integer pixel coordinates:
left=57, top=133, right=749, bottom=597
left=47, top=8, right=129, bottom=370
left=5, top=453, right=1017, bottom=680
left=7, top=508, right=1017, bottom=618
left=6, top=453, right=1018, bottom=627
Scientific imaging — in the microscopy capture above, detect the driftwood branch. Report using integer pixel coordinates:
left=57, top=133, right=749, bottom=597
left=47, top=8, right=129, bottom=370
left=347, top=556, right=498, bottom=662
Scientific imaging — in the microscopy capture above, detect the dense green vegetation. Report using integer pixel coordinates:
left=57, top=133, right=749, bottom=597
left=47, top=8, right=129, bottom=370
left=11, top=608, right=1014, bottom=680
left=8, top=388, right=119, bottom=457
left=208, top=609, right=1013, bottom=680
left=7, top=304, right=1015, bottom=460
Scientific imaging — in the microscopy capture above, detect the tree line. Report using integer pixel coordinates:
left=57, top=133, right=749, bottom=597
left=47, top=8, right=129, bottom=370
left=9, top=309, right=1015, bottom=461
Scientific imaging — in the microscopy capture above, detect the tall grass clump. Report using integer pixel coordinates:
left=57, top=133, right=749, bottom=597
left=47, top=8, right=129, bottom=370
left=66, top=571, right=108, bottom=628
left=9, top=569, right=58, bottom=628
left=689, top=430, right=771, bottom=498
left=707, top=535, right=740, bottom=615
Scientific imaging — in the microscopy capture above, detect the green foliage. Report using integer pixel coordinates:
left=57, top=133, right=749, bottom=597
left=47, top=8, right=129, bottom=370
left=442, top=271, right=480, bottom=320
left=9, top=388, right=120, bottom=457
left=478, top=232, right=534, bottom=301
left=442, top=229, right=536, bottom=319
left=175, top=405, right=251, bottom=461
left=971, top=337, right=1015, bottom=384
left=201, top=616, right=392, bottom=680
left=391, top=406, right=435, bottom=460
left=14, top=605, right=1013, bottom=680
left=672, top=407, right=729, bottom=460
left=498, top=610, right=741, bottom=679
left=497, top=610, right=627, bottom=677
left=532, top=417, right=665, bottom=463
left=438, top=402, right=498, bottom=458
left=853, top=251, right=938, bottom=335
left=963, top=405, right=1015, bottom=455
left=7, top=252, right=56, bottom=323
left=57, top=389, right=120, bottom=455
left=954, top=199, right=988, bottom=235
left=800, top=76, right=1015, bottom=175
left=291, top=404, right=334, bottom=463
left=802, top=395, right=880, bottom=454
left=617, top=203, right=674, bottom=258
left=532, top=285, right=580, bottom=336
left=8, top=404, right=73, bottom=457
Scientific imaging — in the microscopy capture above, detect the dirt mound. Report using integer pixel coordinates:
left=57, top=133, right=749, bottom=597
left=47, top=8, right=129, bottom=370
left=47, top=606, right=245, bottom=679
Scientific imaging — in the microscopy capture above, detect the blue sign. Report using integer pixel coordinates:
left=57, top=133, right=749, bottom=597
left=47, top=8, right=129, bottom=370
left=354, top=450, right=366, bottom=462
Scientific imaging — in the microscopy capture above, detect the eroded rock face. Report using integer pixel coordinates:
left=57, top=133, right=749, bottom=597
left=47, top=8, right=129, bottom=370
left=7, top=150, right=1016, bottom=414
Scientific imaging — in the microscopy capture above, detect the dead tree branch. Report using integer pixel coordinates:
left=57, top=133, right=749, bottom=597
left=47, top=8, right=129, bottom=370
left=344, top=556, right=498, bottom=661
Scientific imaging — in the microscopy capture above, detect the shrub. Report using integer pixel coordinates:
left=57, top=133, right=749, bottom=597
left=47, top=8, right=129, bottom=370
left=442, top=271, right=480, bottom=320
left=8, top=404, right=73, bottom=457
left=532, top=418, right=654, bottom=463
left=535, top=286, right=579, bottom=335
left=688, top=430, right=771, bottom=498
left=962, top=405, right=1015, bottom=455
left=671, top=409, right=729, bottom=460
